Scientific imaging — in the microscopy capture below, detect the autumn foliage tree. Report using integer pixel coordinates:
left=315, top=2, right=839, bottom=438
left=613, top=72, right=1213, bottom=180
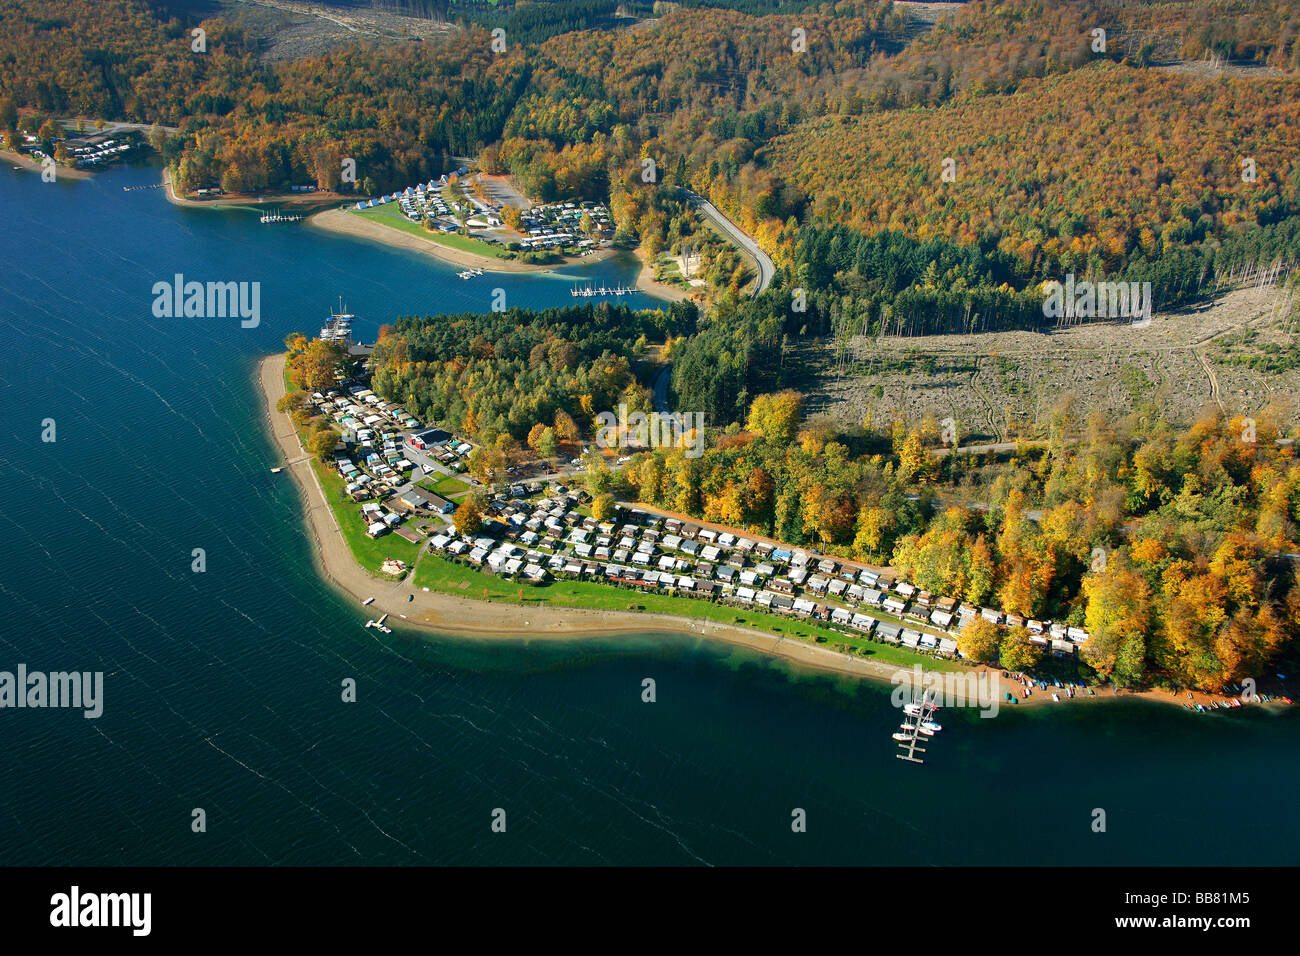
left=454, top=495, right=486, bottom=536
left=288, top=339, right=347, bottom=393
left=956, top=616, right=1002, bottom=664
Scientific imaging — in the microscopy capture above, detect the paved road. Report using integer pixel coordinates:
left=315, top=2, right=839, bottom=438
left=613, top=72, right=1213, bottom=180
left=650, top=193, right=775, bottom=416
left=58, top=119, right=178, bottom=136
left=652, top=366, right=672, bottom=415
left=678, top=189, right=774, bottom=298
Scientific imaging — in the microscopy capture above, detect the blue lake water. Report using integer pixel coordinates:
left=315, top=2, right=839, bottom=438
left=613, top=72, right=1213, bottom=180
left=0, top=162, right=1296, bottom=865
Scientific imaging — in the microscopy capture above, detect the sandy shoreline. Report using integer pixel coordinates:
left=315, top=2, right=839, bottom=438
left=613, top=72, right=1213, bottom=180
left=160, top=163, right=689, bottom=298
left=2, top=149, right=94, bottom=180
left=310, top=206, right=689, bottom=300
left=632, top=246, right=693, bottom=303
left=259, top=352, right=1289, bottom=712
left=259, top=352, right=977, bottom=687
left=308, top=207, right=553, bottom=273
left=162, top=166, right=347, bottom=213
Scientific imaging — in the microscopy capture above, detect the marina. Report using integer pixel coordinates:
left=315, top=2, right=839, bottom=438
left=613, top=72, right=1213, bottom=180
left=570, top=283, right=634, bottom=297
left=260, top=209, right=303, bottom=224
left=895, top=692, right=942, bottom=764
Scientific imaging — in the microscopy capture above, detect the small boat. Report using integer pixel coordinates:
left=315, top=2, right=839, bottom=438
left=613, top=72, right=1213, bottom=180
left=363, top=597, right=375, bottom=605
left=903, top=701, right=940, bottom=717
left=892, top=732, right=912, bottom=742
left=920, top=720, right=942, bottom=733
left=270, top=466, right=283, bottom=473
left=902, top=723, right=935, bottom=737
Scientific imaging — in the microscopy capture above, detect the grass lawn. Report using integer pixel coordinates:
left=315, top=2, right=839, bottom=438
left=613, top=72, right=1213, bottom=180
left=351, top=204, right=508, bottom=258
left=413, top=554, right=960, bottom=670
left=421, top=474, right=470, bottom=498
left=279, top=370, right=418, bottom=575
left=654, top=255, right=693, bottom=289
left=312, top=462, right=420, bottom=573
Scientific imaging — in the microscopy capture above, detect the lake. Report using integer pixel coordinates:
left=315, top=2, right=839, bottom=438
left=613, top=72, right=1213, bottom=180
left=0, top=161, right=1295, bottom=865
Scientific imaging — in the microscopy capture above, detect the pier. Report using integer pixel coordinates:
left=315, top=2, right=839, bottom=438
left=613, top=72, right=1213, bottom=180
left=894, top=690, right=941, bottom=764
left=570, top=284, right=634, bottom=298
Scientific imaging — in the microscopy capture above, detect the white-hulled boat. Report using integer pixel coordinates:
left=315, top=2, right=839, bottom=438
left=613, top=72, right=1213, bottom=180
left=892, top=732, right=913, bottom=742
left=921, top=720, right=942, bottom=733
left=902, top=723, right=935, bottom=737
left=904, top=701, right=940, bottom=717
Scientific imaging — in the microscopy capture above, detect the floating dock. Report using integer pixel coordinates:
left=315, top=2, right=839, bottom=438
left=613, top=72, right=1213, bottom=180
left=570, top=284, right=633, bottom=297
left=895, top=691, right=941, bottom=764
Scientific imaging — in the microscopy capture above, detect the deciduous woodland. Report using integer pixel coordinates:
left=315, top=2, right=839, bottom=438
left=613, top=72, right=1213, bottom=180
left=6, top=0, right=1300, bottom=690
left=365, top=302, right=1299, bottom=692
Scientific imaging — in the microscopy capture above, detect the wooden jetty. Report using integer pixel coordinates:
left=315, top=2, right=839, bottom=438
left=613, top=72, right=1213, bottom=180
left=895, top=691, right=940, bottom=764
left=570, top=284, right=633, bottom=298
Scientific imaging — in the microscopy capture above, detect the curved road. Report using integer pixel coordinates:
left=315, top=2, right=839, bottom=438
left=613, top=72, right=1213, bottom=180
left=653, top=191, right=776, bottom=415
left=678, top=189, right=774, bottom=298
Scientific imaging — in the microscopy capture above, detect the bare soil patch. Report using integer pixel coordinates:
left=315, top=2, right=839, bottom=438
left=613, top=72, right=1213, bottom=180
left=805, top=284, right=1300, bottom=440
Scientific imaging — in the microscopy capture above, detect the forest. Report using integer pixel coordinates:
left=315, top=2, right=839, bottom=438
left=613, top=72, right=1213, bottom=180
left=6, top=0, right=1299, bottom=688
left=588, top=394, right=1299, bottom=692
left=4, top=0, right=1299, bottom=303
left=367, top=302, right=698, bottom=450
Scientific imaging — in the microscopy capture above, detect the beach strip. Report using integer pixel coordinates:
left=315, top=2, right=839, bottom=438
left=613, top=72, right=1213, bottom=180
left=258, top=352, right=983, bottom=686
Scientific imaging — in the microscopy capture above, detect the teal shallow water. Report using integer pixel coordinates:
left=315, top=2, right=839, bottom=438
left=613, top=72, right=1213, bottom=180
left=0, top=162, right=1296, bottom=865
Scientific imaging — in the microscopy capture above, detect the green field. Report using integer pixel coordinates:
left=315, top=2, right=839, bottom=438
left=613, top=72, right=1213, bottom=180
left=654, top=255, right=693, bottom=289
left=312, top=461, right=420, bottom=573
left=421, top=474, right=470, bottom=498
left=284, top=357, right=955, bottom=669
left=412, top=554, right=961, bottom=670
left=351, top=204, right=508, bottom=258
